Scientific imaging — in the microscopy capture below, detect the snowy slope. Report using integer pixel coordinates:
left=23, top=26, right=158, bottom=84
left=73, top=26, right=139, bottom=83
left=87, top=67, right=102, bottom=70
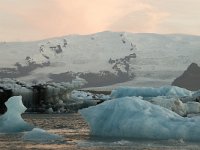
left=0, top=31, right=199, bottom=87
left=30, top=31, right=134, bottom=73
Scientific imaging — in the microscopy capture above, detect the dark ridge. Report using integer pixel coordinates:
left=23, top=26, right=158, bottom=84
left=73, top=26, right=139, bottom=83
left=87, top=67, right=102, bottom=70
left=172, top=63, right=200, bottom=91
left=49, top=45, right=63, bottom=54
left=49, top=70, right=134, bottom=88
left=49, top=71, right=75, bottom=83
left=79, top=71, right=134, bottom=87
left=0, top=88, right=12, bottom=114
left=0, top=61, right=50, bottom=78
left=80, top=90, right=111, bottom=95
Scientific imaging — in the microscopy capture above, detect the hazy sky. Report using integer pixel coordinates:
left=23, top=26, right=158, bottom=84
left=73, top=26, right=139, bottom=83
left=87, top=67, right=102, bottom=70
left=0, top=0, right=200, bottom=41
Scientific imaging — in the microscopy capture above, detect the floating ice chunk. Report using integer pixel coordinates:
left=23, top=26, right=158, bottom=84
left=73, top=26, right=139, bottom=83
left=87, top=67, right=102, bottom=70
left=185, top=102, right=200, bottom=114
left=22, top=128, right=63, bottom=142
left=98, top=94, right=111, bottom=100
left=71, top=90, right=93, bottom=101
left=149, top=97, right=200, bottom=116
left=0, top=96, right=33, bottom=133
left=192, top=90, right=200, bottom=101
left=79, top=97, right=200, bottom=141
left=71, top=90, right=111, bottom=101
left=111, top=86, right=193, bottom=98
left=149, top=96, right=186, bottom=116
left=72, top=76, right=87, bottom=88
left=47, top=107, right=54, bottom=114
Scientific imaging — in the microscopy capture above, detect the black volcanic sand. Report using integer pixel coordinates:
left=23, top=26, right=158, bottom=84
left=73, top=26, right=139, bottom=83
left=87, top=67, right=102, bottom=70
left=0, top=113, right=200, bottom=150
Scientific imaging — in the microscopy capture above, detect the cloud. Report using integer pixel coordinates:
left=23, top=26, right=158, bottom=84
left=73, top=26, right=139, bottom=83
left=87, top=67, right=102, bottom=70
left=108, top=1, right=169, bottom=33
left=0, top=0, right=199, bottom=41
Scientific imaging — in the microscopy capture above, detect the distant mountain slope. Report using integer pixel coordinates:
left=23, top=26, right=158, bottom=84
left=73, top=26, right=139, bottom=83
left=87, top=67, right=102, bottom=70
left=0, top=31, right=199, bottom=87
left=0, top=32, right=136, bottom=87
left=172, top=63, right=200, bottom=91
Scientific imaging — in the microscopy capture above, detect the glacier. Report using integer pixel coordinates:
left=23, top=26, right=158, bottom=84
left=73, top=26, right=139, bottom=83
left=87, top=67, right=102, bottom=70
left=1, top=32, right=200, bottom=89
left=0, top=96, right=33, bottom=133
left=111, top=86, right=193, bottom=98
left=79, top=96, right=200, bottom=141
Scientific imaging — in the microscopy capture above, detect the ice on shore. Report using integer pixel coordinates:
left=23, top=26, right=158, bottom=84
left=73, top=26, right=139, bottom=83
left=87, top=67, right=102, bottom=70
left=0, top=96, right=33, bottom=133
left=22, top=128, right=63, bottom=142
left=111, top=86, right=193, bottom=98
left=79, top=97, right=200, bottom=141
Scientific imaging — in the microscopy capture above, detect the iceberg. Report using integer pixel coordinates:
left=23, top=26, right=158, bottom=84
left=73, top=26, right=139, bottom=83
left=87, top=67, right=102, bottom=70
left=111, top=86, right=193, bottom=98
left=71, top=90, right=94, bottom=101
left=70, top=90, right=111, bottom=101
left=79, top=97, right=200, bottom=141
left=0, top=96, right=63, bottom=142
left=22, top=128, right=63, bottom=142
left=150, top=96, right=200, bottom=116
left=149, top=96, right=186, bottom=116
left=0, top=96, right=33, bottom=133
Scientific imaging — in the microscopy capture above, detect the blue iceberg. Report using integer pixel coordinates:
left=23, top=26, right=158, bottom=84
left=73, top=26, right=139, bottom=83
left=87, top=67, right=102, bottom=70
left=0, top=96, right=63, bottom=143
left=111, top=86, right=193, bottom=98
left=0, top=96, right=33, bottom=133
left=79, top=97, right=200, bottom=141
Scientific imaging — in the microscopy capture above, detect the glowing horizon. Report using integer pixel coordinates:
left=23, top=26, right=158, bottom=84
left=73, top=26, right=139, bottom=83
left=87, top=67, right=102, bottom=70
left=0, top=0, right=200, bottom=41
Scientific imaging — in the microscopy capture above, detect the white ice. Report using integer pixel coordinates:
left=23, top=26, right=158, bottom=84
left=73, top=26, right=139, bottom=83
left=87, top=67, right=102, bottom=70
left=71, top=90, right=94, bottom=101
left=71, top=90, right=111, bottom=101
left=79, top=97, right=200, bottom=141
left=149, top=96, right=200, bottom=116
left=0, top=96, right=33, bottom=133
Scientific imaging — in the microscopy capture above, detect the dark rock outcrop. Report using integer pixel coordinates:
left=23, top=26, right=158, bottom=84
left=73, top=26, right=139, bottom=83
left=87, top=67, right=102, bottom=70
left=49, top=70, right=135, bottom=88
left=0, top=88, right=12, bottom=114
left=172, top=63, right=200, bottom=91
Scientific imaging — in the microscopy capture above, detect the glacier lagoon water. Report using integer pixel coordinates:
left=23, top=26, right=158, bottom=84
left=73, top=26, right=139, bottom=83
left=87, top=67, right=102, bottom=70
left=1, top=113, right=200, bottom=150
left=1, top=86, right=200, bottom=149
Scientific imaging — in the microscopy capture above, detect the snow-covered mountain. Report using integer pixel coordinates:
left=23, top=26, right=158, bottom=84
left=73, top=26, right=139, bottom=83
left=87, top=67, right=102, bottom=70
left=0, top=31, right=199, bottom=88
